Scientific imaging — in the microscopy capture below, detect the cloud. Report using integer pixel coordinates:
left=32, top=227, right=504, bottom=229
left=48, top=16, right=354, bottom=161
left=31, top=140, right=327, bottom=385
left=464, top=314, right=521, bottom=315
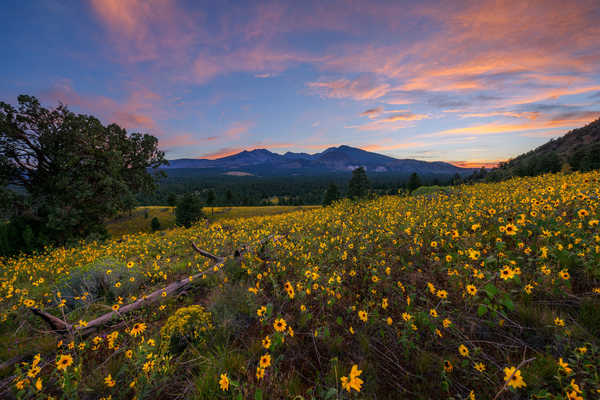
left=222, top=121, right=255, bottom=139
left=351, top=108, right=430, bottom=131
left=360, top=107, right=383, bottom=118
left=459, top=111, right=540, bottom=119
left=202, top=147, right=247, bottom=159
left=159, top=134, right=218, bottom=149
left=378, top=112, right=429, bottom=123
left=39, top=80, right=158, bottom=131
left=449, top=160, right=504, bottom=168
left=307, top=76, right=391, bottom=100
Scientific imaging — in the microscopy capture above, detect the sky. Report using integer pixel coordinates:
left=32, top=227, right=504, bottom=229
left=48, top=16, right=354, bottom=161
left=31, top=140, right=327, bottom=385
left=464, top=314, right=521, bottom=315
left=2, top=0, right=600, bottom=167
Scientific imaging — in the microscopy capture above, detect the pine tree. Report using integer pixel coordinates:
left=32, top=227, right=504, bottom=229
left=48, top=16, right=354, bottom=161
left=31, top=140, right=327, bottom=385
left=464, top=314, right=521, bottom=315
left=175, top=193, right=205, bottom=228
left=150, top=217, right=161, bottom=232
left=323, top=183, right=340, bottom=206
left=407, top=172, right=421, bottom=193
left=348, top=167, right=369, bottom=199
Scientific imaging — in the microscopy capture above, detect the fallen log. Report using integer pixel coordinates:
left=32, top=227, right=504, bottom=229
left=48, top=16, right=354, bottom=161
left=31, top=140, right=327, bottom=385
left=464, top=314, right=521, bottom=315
left=31, top=235, right=276, bottom=335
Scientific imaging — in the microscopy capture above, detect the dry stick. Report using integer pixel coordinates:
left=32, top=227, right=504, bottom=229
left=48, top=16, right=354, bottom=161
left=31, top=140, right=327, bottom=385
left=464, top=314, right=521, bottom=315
left=492, top=357, right=536, bottom=400
left=31, top=235, right=276, bottom=336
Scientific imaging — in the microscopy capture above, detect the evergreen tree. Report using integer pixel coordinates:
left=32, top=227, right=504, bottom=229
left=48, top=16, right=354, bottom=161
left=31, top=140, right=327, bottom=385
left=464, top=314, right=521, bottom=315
left=348, top=167, right=369, bottom=199
left=175, top=193, right=205, bottom=228
left=225, top=189, right=233, bottom=205
left=323, top=183, right=340, bottom=206
left=407, top=172, right=421, bottom=193
left=150, top=217, right=161, bottom=232
left=206, top=189, right=216, bottom=215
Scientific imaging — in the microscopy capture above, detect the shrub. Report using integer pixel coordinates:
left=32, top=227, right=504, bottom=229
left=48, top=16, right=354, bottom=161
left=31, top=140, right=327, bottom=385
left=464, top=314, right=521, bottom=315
left=160, top=305, right=214, bottom=354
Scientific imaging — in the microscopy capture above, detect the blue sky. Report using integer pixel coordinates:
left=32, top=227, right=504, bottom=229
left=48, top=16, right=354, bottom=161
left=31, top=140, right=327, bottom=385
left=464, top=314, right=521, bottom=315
left=2, top=0, right=600, bottom=166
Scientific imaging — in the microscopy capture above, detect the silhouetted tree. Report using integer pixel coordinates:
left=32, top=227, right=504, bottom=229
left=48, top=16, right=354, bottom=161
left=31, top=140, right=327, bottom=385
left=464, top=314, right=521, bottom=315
left=348, top=167, right=369, bottom=199
left=407, top=172, right=421, bottom=193
left=150, top=217, right=161, bottom=232
left=323, top=183, right=340, bottom=206
left=0, top=95, right=166, bottom=255
left=175, top=193, right=205, bottom=228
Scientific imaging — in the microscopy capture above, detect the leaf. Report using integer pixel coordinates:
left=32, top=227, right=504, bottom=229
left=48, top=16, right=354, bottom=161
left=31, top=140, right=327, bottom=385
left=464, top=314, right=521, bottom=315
left=255, top=389, right=263, bottom=400
left=501, top=296, right=515, bottom=311
left=477, top=304, right=488, bottom=317
left=484, top=283, right=498, bottom=299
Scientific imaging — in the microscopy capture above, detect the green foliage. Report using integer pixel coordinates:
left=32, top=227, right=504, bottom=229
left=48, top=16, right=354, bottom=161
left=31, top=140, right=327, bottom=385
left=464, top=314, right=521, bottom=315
left=0, top=95, right=166, bottom=255
left=322, top=183, right=340, bottom=206
left=347, top=167, right=369, bottom=199
left=175, top=192, right=206, bottom=227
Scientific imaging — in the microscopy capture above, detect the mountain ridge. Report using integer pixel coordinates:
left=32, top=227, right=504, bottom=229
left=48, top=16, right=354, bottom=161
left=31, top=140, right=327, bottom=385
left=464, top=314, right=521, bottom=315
left=162, top=145, right=474, bottom=175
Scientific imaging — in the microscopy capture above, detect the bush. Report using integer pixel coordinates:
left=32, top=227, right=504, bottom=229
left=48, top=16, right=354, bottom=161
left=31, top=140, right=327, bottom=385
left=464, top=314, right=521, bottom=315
left=55, top=257, right=144, bottom=310
left=160, top=305, right=214, bottom=354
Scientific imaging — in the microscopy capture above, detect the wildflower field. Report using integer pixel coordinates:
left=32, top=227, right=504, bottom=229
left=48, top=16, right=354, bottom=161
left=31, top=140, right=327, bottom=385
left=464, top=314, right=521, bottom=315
left=1, top=171, right=599, bottom=399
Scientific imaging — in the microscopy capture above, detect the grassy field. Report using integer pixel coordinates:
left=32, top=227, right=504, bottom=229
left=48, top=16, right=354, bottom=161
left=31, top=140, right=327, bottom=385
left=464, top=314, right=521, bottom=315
left=106, top=205, right=320, bottom=237
left=1, top=172, right=600, bottom=399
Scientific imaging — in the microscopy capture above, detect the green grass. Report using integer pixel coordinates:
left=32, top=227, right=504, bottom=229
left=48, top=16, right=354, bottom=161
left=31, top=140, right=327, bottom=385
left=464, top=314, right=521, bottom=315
left=106, top=205, right=319, bottom=237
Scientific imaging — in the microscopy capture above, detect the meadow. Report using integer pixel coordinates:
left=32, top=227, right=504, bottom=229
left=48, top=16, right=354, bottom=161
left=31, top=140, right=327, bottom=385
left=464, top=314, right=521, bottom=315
left=1, top=171, right=599, bottom=399
left=105, top=205, right=320, bottom=237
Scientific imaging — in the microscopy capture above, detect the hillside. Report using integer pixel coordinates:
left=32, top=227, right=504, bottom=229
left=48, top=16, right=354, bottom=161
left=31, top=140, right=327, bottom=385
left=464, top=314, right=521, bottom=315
left=493, top=118, right=600, bottom=177
left=1, top=171, right=599, bottom=399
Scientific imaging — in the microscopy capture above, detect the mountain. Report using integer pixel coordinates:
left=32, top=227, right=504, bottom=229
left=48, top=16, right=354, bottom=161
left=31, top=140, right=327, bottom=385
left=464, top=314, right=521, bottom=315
left=163, top=145, right=473, bottom=176
left=493, top=118, right=600, bottom=177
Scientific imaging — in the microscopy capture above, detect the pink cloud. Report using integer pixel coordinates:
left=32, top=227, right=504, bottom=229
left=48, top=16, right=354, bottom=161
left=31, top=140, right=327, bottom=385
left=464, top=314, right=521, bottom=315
left=223, top=121, right=255, bottom=139
left=307, top=76, right=391, bottom=100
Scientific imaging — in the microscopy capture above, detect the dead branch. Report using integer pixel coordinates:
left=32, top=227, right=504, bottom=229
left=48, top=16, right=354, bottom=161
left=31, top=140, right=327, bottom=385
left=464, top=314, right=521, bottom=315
left=31, top=235, right=276, bottom=336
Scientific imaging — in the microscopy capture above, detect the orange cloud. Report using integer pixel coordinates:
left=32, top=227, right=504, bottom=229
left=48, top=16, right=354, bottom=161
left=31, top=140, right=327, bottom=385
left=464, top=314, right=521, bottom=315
left=449, top=160, right=504, bottom=169
left=427, top=112, right=599, bottom=137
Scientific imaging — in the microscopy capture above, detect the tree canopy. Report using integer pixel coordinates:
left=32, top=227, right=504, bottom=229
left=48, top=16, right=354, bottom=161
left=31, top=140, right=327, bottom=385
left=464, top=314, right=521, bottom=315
left=0, top=95, right=166, bottom=254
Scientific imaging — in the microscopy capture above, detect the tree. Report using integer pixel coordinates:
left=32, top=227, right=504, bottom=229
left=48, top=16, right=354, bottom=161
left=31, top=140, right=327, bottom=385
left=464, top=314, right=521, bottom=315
left=225, top=189, right=233, bottom=205
left=407, top=172, right=421, bottom=193
left=0, top=95, right=166, bottom=254
left=348, top=167, right=369, bottom=199
left=150, top=217, right=161, bottom=232
left=175, top=192, right=205, bottom=228
left=323, top=183, right=340, bottom=206
left=206, top=189, right=216, bottom=215
left=167, top=193, right=178, bottom=207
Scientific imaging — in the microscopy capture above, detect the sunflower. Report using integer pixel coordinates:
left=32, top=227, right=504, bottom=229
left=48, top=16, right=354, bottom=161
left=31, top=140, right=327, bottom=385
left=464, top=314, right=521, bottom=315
left=443, top=360, right=453, bottom=372
left=273, top=318, right=287, bottom=332
left=56, top=354, right=73, bottom=371
left=503, top=366, right=526, bottom=389
left=219, top=373, right=229, bottom=391
left=504, top=223, right=518, bottom=235
left=458, top=344, right=469, bottom=357
left=259, top=353, right=271, bottom=368
left=358, top=310, right=368, bottom=322
left=466, top=285, right=477, bottom=296
left=129, top=322, right=147, bottom=337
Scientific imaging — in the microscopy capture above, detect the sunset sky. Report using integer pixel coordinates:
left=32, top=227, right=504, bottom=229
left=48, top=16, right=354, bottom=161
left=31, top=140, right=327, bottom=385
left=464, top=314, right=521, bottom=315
left=2, top=0, right=600, bottom=166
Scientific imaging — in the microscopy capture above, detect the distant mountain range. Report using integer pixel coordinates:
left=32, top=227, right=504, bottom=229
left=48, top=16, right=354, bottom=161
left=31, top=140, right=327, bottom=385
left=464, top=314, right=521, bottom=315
left=163, top=145, right=474, bottom=176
